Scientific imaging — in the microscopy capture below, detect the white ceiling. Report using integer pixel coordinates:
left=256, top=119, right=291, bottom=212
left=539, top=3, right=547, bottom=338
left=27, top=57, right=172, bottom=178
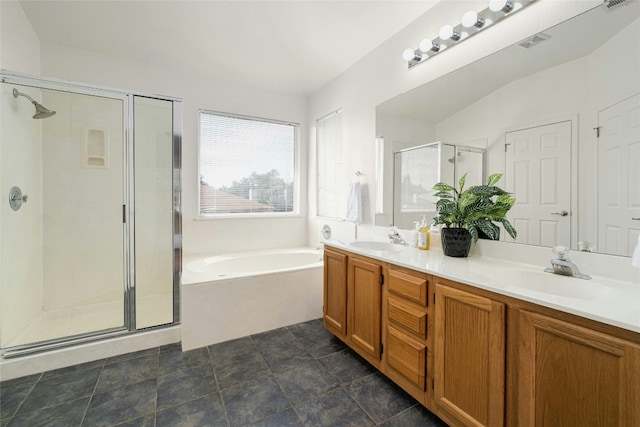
left=19, top=0, right=438, bottom=96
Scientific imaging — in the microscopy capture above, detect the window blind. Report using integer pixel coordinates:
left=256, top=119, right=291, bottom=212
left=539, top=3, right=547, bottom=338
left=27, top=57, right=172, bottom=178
left=316, top=110, right=345, bottom=219
left=199, top=111, right=297, bottom=215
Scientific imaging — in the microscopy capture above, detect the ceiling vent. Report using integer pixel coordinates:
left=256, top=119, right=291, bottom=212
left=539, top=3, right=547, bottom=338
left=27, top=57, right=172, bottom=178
left=603, top=0, right=629, bottom=11
left=518, top=32, right=551, bottom=49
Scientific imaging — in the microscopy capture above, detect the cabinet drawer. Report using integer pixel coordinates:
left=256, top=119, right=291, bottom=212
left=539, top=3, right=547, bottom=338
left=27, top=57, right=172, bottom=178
left=388, top=296, right=427, bottom=339
left=386, top=325, right=427, bottom=391
left=388, top=269, right=428, bottom=306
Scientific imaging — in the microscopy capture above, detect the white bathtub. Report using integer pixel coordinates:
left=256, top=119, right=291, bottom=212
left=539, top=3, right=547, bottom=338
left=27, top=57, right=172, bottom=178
left=181, top=248, right=323, bottom=350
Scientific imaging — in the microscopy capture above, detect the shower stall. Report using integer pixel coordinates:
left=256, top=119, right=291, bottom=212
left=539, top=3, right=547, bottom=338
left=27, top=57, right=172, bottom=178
left=0, top=71, right=181, bottom=358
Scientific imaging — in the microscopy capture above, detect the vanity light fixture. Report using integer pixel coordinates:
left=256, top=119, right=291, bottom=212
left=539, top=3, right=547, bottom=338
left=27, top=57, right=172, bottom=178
left=404, top=0, right=535, bottom=69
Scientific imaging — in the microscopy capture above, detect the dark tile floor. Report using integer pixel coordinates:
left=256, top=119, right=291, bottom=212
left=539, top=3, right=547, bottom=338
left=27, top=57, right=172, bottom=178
left=0, top=319, right=448, bottom=427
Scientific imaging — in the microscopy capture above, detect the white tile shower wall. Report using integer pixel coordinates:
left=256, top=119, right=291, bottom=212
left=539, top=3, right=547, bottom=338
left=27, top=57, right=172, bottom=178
left=38, top=42, right=309, bottom=257
left=41, top=92, right=124, bottom=311
left=0, top=85, right=44, bottom=348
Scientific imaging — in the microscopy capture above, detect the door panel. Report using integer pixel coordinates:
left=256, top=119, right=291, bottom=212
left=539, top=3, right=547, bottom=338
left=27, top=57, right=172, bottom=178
left=505, top=121, right=572, bottom=248
left=347, top=257, right=382, bottom=361
left=323, top=249, right=347, bottom=337
left=134, top=96, right=174, bottom=329
left=598, top=93, right=640, bottom=256
left=1, top=83, right=126, bottom=349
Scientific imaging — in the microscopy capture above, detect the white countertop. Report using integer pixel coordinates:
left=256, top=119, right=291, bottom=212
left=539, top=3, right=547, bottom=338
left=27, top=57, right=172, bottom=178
left=324, top=240, right=640, bottom=334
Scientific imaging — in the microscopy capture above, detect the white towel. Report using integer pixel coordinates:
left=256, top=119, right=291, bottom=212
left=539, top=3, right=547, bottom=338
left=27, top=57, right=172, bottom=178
left=632, top=234, right=640, bottom=268
left=345, top=182, right=362, bottom=223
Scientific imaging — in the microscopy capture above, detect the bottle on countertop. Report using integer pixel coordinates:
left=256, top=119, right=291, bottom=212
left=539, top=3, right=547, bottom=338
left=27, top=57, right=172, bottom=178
left=410, top=221, right=420, bottom=247
left=418, top=215, right=430, bottom=250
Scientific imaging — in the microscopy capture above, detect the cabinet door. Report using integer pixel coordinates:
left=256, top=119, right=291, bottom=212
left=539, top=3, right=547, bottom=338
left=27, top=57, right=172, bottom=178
left=323, top=249, right=347, bottom=338
left=348, top=257, right=382, bottom=361
left=518, top=310, right=640, bottom=426
left=387, top=325, right=427, bottom=390
left=434, top=283, right=506, bottom=427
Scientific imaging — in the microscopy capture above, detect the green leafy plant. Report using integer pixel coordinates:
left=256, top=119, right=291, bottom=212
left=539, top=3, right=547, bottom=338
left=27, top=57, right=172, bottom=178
left=432, top=172, right=517, bottom=243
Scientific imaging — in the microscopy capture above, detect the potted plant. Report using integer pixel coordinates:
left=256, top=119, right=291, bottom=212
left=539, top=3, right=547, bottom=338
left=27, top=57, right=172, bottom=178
left=432, top=173, right=517, bottom=257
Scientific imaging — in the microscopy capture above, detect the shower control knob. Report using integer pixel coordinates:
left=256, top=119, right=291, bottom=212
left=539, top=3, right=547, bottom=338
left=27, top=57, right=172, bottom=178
left=8, top=186, right=28, bottom=211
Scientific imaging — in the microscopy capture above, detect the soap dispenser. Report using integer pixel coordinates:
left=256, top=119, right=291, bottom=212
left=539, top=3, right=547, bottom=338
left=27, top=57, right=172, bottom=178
left=410, top=221, right=420, bottom=247
left=418, top=216, right=430, bottom=250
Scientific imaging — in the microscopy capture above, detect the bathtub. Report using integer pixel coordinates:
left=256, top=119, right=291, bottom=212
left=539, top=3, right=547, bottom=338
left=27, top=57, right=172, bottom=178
left=181, top=248, right=323, bottom=350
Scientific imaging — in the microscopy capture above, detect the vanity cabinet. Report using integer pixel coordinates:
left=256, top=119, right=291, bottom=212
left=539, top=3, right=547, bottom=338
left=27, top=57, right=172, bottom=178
left=323, top=248, right=383, bottom=367
left=433, top=281, right=506, bottom=427
left=385, top=268, right=430, bottom=402
left=323, top=248, right=347, bottom=339
left=322, top=244, right=640, bottom=427
left=516, top=310, right=640, bottom=426
left=347, top=256, right=383, bottom=364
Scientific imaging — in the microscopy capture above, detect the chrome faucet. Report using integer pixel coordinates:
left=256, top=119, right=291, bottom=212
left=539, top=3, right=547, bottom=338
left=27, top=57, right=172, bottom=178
left=388, top=228, right=408, bottom=245
left=544, top=246, right=591, bottom=280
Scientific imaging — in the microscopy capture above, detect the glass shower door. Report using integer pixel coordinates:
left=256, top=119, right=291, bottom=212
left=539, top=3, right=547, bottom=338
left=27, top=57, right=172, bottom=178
left=1, top=82, right=127, bottom=350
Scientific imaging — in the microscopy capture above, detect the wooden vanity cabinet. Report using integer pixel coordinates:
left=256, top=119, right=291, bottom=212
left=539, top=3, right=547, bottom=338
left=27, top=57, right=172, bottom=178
left=347, top=256, right=383, bottom=365
left=384, top=268, right=430, bottom=403
left=433, top=280, right=506, bottom=427
left=322, top=245, right=640, bottom=427
left=323, top=247, right=383, bottom=367
left=516, top=310, right=640, bottom=427
left=323, top=248, right=347, bottom=339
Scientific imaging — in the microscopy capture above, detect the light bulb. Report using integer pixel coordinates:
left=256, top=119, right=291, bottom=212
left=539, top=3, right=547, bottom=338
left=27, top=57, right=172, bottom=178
left=439, top=25, right=454, bottom=40
left=402, top=48, right=415, bottom=62
left=489, top=0, right=514, bottom=13
left=419, top=38, right=431, bottom=53
left=462, top=10, right=484, bottom=28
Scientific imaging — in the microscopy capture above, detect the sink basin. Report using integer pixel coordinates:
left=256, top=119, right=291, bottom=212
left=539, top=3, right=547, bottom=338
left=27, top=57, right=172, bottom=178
left=349, top=241, right=401, bottom=252
left=491, top=270, right=617, bottom=300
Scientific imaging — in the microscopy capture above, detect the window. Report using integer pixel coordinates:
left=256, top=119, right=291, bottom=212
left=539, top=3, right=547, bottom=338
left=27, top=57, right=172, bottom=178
left=316, top=110, right=345, bottom=219
left=199, top=111, right=298, bottom=216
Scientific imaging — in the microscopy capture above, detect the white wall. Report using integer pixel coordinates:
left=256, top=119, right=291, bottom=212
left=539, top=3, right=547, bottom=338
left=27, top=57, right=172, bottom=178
left=0, top=0, right=40, bottom=73
left=307, top=0, right=600, bottom=245
left=40, top=42, right=309, bottom=256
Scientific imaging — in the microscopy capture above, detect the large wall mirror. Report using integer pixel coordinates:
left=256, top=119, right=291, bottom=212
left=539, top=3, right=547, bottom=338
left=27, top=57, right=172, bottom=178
left=375, top=1, right=640, bottom=257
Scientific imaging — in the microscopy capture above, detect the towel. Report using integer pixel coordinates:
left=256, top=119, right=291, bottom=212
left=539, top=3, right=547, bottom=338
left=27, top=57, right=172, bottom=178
left=345, top=182, right=362, bottom=223
left=633, top=234, right=640, bottom=268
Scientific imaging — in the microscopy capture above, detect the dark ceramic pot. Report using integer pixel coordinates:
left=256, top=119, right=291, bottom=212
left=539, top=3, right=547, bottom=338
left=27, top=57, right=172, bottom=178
left=441, top=228, right=472, bottom=257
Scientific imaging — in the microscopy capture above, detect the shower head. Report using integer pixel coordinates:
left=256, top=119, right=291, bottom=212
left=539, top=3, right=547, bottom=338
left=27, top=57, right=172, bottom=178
left=448, top=151, right=463, bottom=164
left=12, top=88, right=56, bottom=119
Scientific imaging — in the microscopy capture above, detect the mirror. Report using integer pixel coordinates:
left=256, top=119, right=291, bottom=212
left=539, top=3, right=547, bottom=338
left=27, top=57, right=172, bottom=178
left=376, top=2, right=640, bottom=257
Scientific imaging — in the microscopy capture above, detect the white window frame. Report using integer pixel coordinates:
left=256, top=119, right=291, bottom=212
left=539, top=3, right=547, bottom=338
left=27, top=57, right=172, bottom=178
left=198, top=110, right=300, bottom=219
left=316, top=109, right=345, bottom=220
